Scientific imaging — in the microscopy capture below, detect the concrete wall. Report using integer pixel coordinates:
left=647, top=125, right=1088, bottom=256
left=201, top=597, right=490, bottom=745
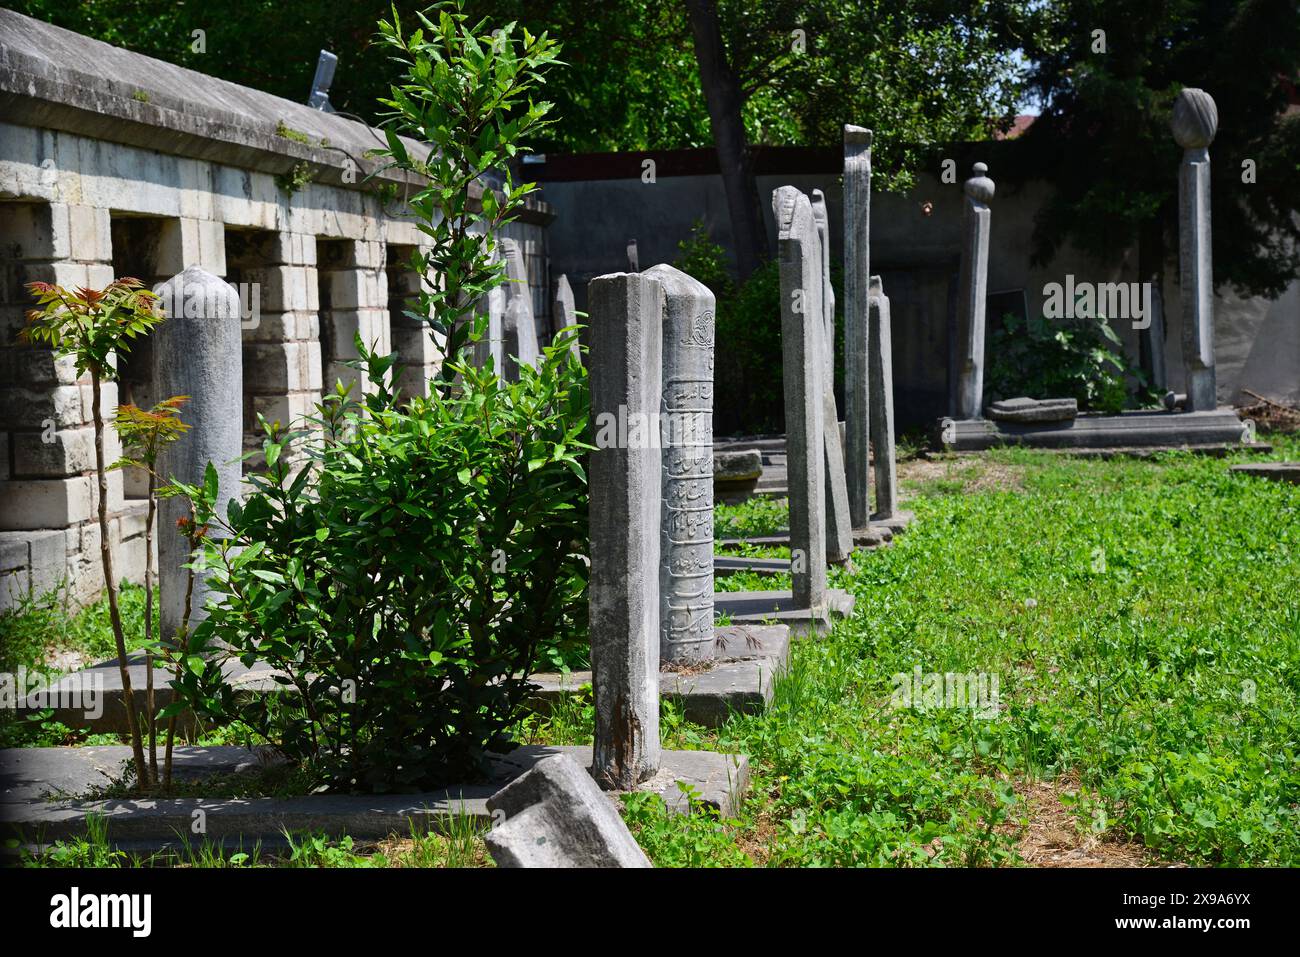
left=541, top=158, right=1299, bottom=430
left=0, top=10, right=552, bottom=610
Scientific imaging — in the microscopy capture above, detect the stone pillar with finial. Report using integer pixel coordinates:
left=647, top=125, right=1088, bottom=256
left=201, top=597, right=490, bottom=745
left=1171, top=88, right=1219, bottom=412
left=956, top=162, right=994, bottom=420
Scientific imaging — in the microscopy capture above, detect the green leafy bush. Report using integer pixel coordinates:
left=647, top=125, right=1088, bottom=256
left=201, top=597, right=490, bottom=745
left=167, top=3, right=588, bottom=792
left=181, top=342, right=589, bottom=791
left=985, top=312, right=1147, bottom=413
left=672, top=222, right=785, bottom=433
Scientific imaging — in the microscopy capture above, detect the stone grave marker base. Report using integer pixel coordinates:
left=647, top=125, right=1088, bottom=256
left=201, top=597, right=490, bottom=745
left=713, top=588, right=856, bottom=637
left=938, top=408, right=1252, bottom=452
left=530, top=624, right=790, bottom=727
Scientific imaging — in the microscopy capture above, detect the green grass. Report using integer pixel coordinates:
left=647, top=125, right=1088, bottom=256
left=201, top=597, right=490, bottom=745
left=622, top=436, right=1300, bottom=866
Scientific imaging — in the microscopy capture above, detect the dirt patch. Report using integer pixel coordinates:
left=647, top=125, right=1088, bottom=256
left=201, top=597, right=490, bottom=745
left=1007, top=773, right=1166, bottom=868
left=900, top=455, right=1027, bottom=497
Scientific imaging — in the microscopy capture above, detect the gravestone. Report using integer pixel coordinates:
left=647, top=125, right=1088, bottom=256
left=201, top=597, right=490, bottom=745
left=956, top=162, right=994, bottom=420
left=867, top=276, right=899, bottom=520
left=1172, top=88, right=1218, bottom=412
left=500, top=237, right=538, bottom=380
left=587, top=271, right=664, bottom=789
left=1140, top=276, right=1168, bottom=393
left=772, top=185, right=828, bottom=613
left=152, top=267, right=243, bottom=641
left=552, top=273, right=580, bottom=357
left=484, top=754, right=652, bottom=868
left=810, top=190, right=854, bottom=563
left=643, top=264, right=716, bottom=665
left=843, top=124, right=873, bottom=528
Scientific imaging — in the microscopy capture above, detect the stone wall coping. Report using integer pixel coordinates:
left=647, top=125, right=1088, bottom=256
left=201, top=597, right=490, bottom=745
left=0, top=10, right=553, bottom=225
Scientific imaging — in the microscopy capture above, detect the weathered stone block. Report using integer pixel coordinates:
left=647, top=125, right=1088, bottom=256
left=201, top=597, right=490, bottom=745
left=714, top=449, right=762, bottom=483
left=12, top=426, right=95, bottom=477
left=0, top=385, right=82, bottom=430
left=243, top=341, right=303, bottom=392
left=1, top=202, right=70, bottom=259
left=484, top=754, right=652, bottom=868
left=156, top=217, right=226, bottom=276
left=67, top=204, right=113, bottom=263
left=12, top=348, right=79, bottom=386
left=0, top=476, right=93, bottom=529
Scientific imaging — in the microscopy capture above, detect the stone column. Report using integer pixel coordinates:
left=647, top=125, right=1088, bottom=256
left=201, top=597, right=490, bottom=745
left=868, top=276, right=899, bottom=519
left=773, top=186, right=827, bottom=612
left=643, top=264, right=715, bottom=666
left=152, top=267, right=243, bottom=641
left=956, top=163, right=994, bottom=420
left=810, top=191, right=854, bottom=563
left=501, top=237, right=539, bottom=380
left=587, top=271, right=663, bottom=789
left=843, top=125, right=873, bottom=528
left=552, top=273, right=580, bottom=357
left=1172, top=88, right=1218, bottom=412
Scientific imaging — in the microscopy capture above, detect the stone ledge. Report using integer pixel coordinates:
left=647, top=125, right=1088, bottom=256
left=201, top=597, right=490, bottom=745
left=1229, top=462, right=1300, bottom=484
left=1, top=744, right=749, bottom=854
left=0, top=10, right=554, bottom=225
left=937, top=409, right=1252, bottom=452
left=716, top=523, right=895, bottom=551
left=714, top=588, right=855, bottom=636
left=529, top=624, right=790, bottom=727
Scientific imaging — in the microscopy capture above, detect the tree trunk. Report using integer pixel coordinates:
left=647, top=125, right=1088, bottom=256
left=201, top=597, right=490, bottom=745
left=92, top=368, right=149, bottom=787
left=684, top=0, right=767, bottom=282
left=145, top=469, right=157, bottom=786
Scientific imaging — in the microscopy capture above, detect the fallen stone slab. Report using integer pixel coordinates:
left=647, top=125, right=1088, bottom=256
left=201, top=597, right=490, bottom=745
left=986, top=396, right=1078, bottom=423
left=714, top=588, right=855, bottom=636
left=1, top=744, right=749, bottom=855
left=714, top=449, right=762, bottom=482
left=529, top=625, right=789, bottom=727
left=1229, top=462, right=1300, bottom=484
left=484, top=754, right=651, bottom=868
left=938, top=408, right=1252, bottom=451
